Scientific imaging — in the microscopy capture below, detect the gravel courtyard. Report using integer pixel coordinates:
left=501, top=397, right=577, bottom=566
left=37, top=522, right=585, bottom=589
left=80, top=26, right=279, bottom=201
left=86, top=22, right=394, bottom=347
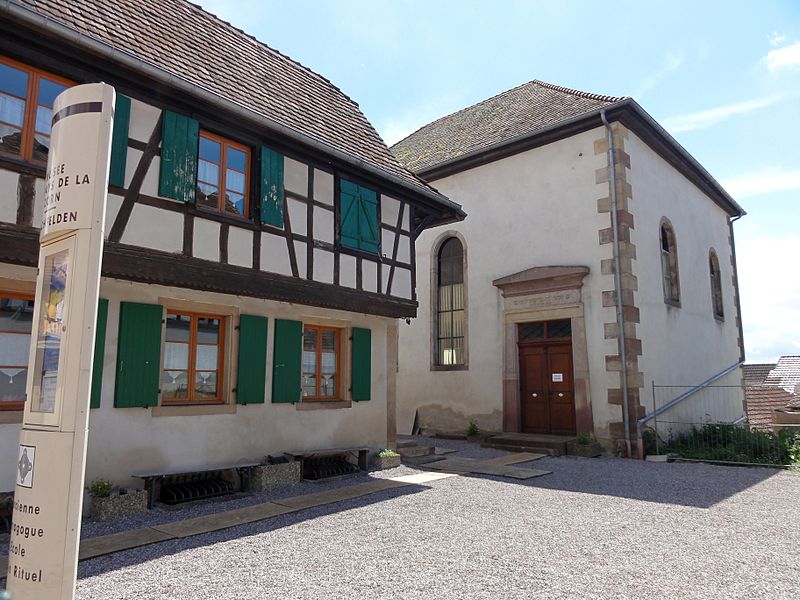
left=75, top=439, right=800, bottom=599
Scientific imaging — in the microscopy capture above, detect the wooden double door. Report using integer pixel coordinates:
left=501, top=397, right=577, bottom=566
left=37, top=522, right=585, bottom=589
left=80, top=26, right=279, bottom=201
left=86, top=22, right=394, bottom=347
left=519, top=340, right=576, bottom=435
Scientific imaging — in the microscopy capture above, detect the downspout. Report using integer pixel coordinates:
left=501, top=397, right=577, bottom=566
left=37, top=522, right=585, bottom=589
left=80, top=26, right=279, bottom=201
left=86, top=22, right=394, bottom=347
left=600, top=111, right=632, bottom=457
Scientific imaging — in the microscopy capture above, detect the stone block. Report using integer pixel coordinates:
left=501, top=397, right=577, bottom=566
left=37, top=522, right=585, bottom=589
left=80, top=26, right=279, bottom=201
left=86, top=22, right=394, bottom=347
left=89, top=489, right=148, bottom=522
left=247, top=462, right=302, bottom=492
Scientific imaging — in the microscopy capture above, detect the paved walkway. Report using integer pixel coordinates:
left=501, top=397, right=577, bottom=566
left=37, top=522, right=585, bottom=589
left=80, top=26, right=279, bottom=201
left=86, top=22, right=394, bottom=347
left=1, top=452, right=547, bottom=575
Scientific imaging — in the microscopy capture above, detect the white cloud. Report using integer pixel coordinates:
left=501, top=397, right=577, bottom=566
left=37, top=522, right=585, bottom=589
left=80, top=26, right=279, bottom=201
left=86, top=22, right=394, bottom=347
left=768, top=32, right=787, bottom=47
left=737, top=233, right=800, bottom=362
left=765, top=40, right=800, bottom=72
left=662, top=96, right=783, bottom=134
left=633, top=53, right=684, bottom=99
left=722, top=168, right=800, bottom=199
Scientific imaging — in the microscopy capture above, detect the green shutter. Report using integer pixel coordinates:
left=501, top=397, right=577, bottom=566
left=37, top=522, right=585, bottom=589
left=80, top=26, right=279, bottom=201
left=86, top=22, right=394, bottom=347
left=351, top=327, right=371, bottom=401
left=358, top=187, right=379, bottom=253
left=340, top=179, right=378, bottom=253
left=109, top=95, right=131, bottom=188
left=260, top=147, right=284, bottom=227
left=237, top=314, right=268, bottom=405
left=90, top=298, right=109, bottom=409
left=158, top=111, right=199, bottom=203
left=340, top=179, right=360, bottom=250
left=114, top=302, right=162, bottom=408
left=272, top=319, right=302, bottom=403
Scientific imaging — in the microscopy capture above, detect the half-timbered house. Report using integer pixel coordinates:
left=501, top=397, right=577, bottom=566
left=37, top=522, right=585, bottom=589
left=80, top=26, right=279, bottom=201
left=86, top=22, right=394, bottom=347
left=0, top=0, right=463, bottom=489
left=392, top=80, right=745, bottom=454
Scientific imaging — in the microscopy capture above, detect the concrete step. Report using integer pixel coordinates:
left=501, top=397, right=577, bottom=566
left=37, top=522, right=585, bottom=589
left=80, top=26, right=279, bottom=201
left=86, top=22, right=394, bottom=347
left=396, top=439, right=418, bottom=449
left=480, top=443, right=560, bottom=456
left=397, top=445, right=435, bottom=458
left=482, top=433, right=574, bottom=457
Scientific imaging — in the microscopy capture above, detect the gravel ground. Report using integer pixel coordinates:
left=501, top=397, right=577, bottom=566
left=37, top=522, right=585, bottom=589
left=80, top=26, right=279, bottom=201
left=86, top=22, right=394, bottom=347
left=55, top=437, right=800, bottom=598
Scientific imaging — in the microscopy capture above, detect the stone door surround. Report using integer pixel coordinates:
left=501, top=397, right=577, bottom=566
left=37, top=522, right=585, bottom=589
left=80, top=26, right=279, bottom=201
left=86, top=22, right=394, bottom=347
left=493, top=266, right=592, bottom=434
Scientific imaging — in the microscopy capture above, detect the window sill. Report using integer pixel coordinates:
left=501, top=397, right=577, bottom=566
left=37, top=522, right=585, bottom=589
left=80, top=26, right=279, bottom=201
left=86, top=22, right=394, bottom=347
left=151, top=403, right=237, bottom=417
left=0, top=155, right=46, bottom=177
left=714, top=314, right=725, bottom=323
left=431, top=364, right=469, bottom=372
left=296, top=400, right=352, bottom=411
left=664, top=299, right=681, bottom=308
left=0, top=410, right=24, bottom=424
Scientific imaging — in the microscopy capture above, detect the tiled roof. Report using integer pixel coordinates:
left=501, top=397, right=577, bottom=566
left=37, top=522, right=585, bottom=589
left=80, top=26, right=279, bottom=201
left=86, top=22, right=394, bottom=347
left=745, top=386, right=797, bottom=429
left=15, top=0, right=438, bottom=199
left=391, top=79, right=627, bottom=173
left=764, top=355, right=800, bottom=394
left=742, top=363, right=776, bottom=386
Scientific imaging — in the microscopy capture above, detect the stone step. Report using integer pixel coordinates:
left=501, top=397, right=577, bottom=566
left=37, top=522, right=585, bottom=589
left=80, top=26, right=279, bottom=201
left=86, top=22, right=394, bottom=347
left=480, top=443, right=561, bottom=456
left=396, top=439, right=418, bottom=449
left=397, top=445, right=435, bottom=458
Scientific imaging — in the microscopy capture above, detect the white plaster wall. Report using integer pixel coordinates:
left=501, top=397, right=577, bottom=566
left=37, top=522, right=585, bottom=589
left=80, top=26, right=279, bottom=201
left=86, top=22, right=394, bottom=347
left=129, top=98, right=160, bottom=143
left=398, top=127, right=616, bottom=434
left=287, top=198, right=306, bottom=236
left=362, top=259, right=378, bottom=293
left=0, top=169, right=18, bottom=224
left=121, top=204, right=183, bottom=253
left=314, top=249, right=334, bottom=284
left=193, top=218, right=220, bottom=262
left=228, top=228, right=253, bottom=268
left=626, top=132, right=743, bottom=421
left=314, top=208, right=334, bottom=244
left=340, top=254, right=357, bottom=288
left=313, top=169, right=334, bottom=205
left=285, top=157, right=308, bottom=196
left=261, top=233, right=292, bottom=276
left=0, top=275, right=393, bottom=490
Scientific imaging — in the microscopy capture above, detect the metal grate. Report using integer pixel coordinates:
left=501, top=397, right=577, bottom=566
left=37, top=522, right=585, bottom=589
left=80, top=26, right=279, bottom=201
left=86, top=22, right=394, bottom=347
left=304, top=455, right=360, bottom=480
left=547, top=319, right=571, bottom=338
left=159, top=471, right=235, bottom=505
left=518, top=323, right=545, bottom=341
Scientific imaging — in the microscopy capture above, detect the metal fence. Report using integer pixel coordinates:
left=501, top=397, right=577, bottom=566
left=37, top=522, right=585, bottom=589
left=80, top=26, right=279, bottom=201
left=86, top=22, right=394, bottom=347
left=644, top=383, right=799, bottom=466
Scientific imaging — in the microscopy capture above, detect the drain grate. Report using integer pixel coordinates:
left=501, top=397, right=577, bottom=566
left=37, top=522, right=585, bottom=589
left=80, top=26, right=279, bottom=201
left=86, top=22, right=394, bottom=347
left=304, top=455, right=360, bottom=480
left=159, top=471, right=235, bottom=505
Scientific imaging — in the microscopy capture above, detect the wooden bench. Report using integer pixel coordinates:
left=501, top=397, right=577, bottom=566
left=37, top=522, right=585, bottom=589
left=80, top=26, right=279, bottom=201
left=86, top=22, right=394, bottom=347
left=133, top=461, right=261, bottom=508
left=284, top=447, right=369, bottom=478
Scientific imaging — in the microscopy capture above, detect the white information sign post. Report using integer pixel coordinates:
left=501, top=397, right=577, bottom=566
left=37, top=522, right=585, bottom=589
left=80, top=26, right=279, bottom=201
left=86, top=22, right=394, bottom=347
left=6, top=83, right=114, bottom=599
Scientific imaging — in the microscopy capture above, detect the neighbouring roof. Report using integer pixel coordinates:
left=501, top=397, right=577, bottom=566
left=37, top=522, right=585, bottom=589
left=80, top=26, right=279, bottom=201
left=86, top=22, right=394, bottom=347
left=392, top=80, right=627, bottom=173
left=9, top=0, right=460, bottom=216
left=743, top=363, right=777, bottom=386
left=745, top=386, right=798, bottom=429
left=764, top=355, right=800, bottom=394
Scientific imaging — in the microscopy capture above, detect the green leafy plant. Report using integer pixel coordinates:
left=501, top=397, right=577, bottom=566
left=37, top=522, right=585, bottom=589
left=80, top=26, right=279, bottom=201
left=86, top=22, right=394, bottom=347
left=466, top=419, right=480, bottom=437
left=575, top=432, right=592, bottom=445
left=88, top=479, right=115, bottom=498
left=663, top=424, right=800, bottom=466
left=376, top=448, right=400, bottom=458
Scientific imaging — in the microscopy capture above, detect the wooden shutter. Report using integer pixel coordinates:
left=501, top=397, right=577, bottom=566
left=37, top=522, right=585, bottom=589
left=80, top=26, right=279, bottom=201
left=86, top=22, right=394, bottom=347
left=357, top=186, right=379, bottom=253
left=158, top=111, right=199, bottom=203
left=114, top=302, right=162, bottom=408
left=237, top=314, right=268, bottom=405
left=90, top=298, right=109, bottom=409
left=260, top=146, right=284, bottom=227
left=271, top=318, right=302, bottom=403
left=340, top=179, right=360, bottom=250
left=351, top=327, right=371, bottom=401
left=109, top=95, right=131, bottom=188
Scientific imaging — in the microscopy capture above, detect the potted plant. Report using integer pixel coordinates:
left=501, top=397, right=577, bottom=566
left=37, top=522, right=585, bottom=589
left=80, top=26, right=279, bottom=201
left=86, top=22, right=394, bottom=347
left=247, top=455, right=302, bottom=492
left=566, top=432, right=603, bottom=458
left=87, top=479, right=147, bottom=521
left=372, top=448, right=401, bottom=470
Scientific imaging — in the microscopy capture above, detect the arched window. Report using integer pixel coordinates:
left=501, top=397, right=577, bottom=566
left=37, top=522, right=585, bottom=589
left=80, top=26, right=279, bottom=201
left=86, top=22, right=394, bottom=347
left=709, top=250, right=724, bottom=319
left=660, top=221, right=680, bottom=304
left=436, top=237, right=465, bottom=366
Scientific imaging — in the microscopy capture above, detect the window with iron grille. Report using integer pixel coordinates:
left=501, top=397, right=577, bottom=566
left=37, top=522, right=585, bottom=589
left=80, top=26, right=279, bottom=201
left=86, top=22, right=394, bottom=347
left=660, top=221, right=681, bottom=304
left=436, top=237, right=465, bottom=366
left=709, top=250, right=724, bottom=319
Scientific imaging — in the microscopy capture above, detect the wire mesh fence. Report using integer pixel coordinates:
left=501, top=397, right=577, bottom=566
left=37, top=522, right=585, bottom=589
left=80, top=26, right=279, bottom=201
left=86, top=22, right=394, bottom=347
left=644, top=383, right=800, bottom=466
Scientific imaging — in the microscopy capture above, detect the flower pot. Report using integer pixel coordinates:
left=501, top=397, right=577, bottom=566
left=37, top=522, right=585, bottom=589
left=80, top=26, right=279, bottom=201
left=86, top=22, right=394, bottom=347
left=372, top=454, right=401, bottom=470
left=247, top=462, right=302, bottom=492
left=566, top=440, right=603, bottom=458
left=89, top=488, right=148, bottom=521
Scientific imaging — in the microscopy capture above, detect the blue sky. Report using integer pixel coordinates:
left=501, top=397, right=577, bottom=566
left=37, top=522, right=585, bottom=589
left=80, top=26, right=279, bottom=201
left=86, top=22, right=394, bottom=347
left=202, top=0, right=800, bottom=363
